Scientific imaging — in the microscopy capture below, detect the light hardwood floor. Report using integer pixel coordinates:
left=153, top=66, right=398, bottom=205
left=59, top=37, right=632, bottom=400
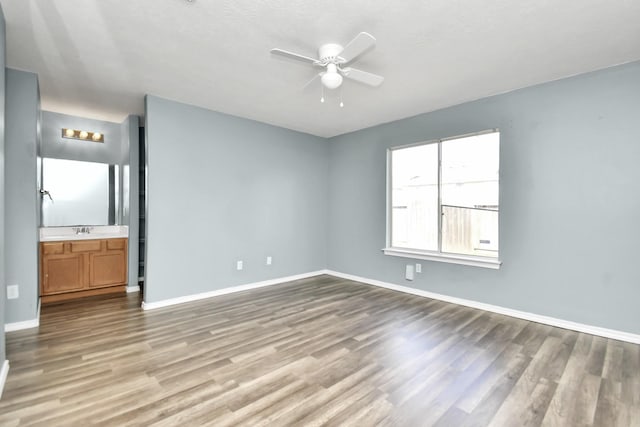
left=1, top=275, right=638, bottom=426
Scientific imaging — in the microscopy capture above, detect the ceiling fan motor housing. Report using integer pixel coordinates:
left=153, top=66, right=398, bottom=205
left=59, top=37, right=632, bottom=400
left=318, top=43, right=344, bottom=64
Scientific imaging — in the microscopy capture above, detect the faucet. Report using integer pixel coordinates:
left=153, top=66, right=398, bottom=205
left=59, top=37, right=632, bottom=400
left=73, top=226, right=93, bottom=235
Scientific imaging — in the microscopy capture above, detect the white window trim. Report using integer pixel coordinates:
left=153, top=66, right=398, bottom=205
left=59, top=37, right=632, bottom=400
left=382, top=247, right=502, bottom=269
left=385, top=129, right=501, bottom=270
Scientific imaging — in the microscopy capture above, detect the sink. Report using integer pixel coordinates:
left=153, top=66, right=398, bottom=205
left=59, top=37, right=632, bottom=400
left=40, top=225, right=129, bottom=242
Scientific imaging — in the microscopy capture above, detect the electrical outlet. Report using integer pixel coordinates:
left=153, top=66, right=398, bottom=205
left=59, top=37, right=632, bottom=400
left=7, top=284, right=19, bottom=299
left=266, top=256, right=272, bottom=265
left=405, top=265, right=414, bottom=281
left=415, top=263, right=422, bottom=273
left=236, top=260, right=243, bottom=271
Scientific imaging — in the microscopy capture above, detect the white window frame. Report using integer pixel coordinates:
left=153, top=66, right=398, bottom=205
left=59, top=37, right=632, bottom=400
left=383, top=129, right=502, bottom=269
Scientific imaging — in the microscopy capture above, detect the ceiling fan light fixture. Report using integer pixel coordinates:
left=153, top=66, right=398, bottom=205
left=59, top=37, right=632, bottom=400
left=321, top=63, right=343, bottom=89
left=321, top=72, right=343, bottom=90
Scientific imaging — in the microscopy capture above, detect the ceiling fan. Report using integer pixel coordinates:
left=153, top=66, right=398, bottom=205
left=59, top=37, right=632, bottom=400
left=270, top=32, right=384, bottom=91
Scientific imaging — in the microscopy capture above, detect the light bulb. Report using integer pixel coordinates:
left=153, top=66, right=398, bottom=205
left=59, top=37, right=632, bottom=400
left=321, top=64, right=343, bottom=90
left=64, top=128, right=75, bottom=138
left=320, top=97, right=325, bottom=103
left=340, top=101, right=344, bottom=108
left=79, top=131, right=89, bottom=139
left=92, top=132, right=102, bottom=141
left=321, top=72, right=343, bottom=90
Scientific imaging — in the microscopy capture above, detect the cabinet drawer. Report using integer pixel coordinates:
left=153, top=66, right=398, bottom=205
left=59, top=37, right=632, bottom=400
left=42, top=242, right=65, bottom=255
left=107, top=239, right=126, bottom=250
left=71, top=240, right=102, bottom=253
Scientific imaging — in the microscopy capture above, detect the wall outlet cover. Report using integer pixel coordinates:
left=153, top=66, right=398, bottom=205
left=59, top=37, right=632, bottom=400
left=415, top=263, right=422, bottom=273
left=236, top=260, right=243, bottom=270
left=405, top=265, right=414, bottom=281
left=266, top=256, right=272, bottom=265
left=7, top=284, right=19, bottom=299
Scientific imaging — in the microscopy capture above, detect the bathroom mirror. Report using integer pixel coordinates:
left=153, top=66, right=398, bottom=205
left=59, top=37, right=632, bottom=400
left=41, top=158, right=120, bottom=226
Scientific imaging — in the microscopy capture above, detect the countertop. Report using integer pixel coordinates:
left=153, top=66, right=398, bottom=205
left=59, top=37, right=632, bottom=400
left=39, top=225, right=129, bottom=242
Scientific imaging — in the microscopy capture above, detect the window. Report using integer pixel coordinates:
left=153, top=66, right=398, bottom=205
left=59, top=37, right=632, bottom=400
left=385, top=130, right=500, bottom=269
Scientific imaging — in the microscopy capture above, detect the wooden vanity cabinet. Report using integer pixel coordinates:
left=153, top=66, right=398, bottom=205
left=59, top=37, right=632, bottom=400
left=40, top=238, right=128, bottom=303
left=41, top=252, right=85, bottom=294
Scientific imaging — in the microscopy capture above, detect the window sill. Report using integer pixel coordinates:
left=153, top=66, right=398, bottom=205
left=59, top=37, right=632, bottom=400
left=382, top=248, right=502, bottom=269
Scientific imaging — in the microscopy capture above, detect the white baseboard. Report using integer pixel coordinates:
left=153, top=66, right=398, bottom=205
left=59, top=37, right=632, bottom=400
left=5, top=299, right=41, bottom=332
left=0, top=360, right=8, bottom=399
left=141, top=270, right=326, bottom=311
left=325, top=270, right=640, bottom=345
left=126, top=285, right=140, bottom=293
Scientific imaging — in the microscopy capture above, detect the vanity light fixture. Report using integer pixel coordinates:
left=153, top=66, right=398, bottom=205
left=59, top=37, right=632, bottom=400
left=61, top=128, right=104, bottom=143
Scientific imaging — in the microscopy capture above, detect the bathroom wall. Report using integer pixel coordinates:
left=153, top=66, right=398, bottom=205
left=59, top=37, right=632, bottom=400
left=41, top=111, right=122, bottom=164
left=144, top=95, right=329, bottom=303
left=39, top=111, right=140, bottom=289
left=120, top=115, right=140, bottom=289
left=5, top=69, right=40, bottom=324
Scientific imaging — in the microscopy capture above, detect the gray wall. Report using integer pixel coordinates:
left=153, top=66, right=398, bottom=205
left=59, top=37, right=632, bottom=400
left=122, top=115, right=139, bottom=289
left=41, top=111, right=122, bottom=164
left=5, top=69, right=40, bottom=324
left=0, top=4, right=6, bottom=363
left=328, top=61, right=640, bottom=335
left=144, top=95, right=328, bottom=303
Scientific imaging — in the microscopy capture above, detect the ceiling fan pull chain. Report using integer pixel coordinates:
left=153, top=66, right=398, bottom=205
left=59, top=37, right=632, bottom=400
left=340, top=86, right=344, bottom=108
left=320, top=83, right=325, bottom=103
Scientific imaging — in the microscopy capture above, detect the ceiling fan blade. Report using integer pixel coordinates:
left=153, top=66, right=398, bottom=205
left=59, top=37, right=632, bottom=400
left=341, top=67, right=384, bottom=87
left=302, top=72, right=322, bottom=89
left=338, top=32, right=376, bottom=63
left=270, top=48, right=318, bottom=65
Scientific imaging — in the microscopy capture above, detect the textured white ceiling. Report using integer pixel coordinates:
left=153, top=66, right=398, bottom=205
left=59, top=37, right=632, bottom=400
left=2, top=0, right=640, bottom=137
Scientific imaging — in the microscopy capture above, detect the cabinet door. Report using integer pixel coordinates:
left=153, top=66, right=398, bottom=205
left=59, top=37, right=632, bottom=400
left=42, top=254, right=85, bottom=294
left=89, top=251, right=127, bottom=287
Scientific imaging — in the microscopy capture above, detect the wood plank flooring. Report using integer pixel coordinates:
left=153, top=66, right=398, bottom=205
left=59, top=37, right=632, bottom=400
left=1, top=275, right=638, bottom=426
